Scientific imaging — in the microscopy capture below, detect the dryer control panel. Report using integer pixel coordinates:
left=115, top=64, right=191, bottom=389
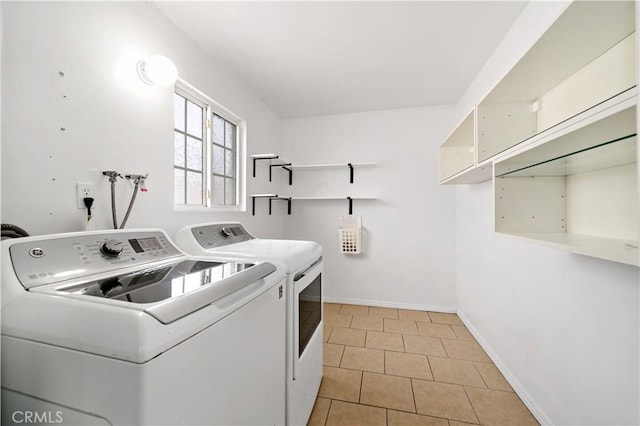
left=8, top=231, right=183, bottom=289
left=190, top=223, right=254, bottom=248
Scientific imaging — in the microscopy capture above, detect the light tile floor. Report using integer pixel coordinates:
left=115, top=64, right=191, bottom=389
left=308, top=303, right=538, bottom=426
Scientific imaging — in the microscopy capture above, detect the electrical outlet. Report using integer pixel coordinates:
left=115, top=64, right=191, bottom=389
left=76, top=183, right=96, bottom=209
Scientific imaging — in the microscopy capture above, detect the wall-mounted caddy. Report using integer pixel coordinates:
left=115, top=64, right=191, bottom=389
left=250, top=154, right=378, bottom=215
left=439, top=1, right=637, bottom=186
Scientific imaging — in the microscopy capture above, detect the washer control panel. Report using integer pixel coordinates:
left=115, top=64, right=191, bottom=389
left=191, top=223, right=254, bottom=249
left=9, top=231, right=183, bottom=289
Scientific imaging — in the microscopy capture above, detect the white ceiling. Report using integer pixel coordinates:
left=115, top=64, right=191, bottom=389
left=155, top=1, right=528, bottom=118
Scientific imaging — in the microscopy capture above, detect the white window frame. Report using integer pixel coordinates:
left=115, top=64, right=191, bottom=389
left=173, top=79, right=246, bottom=212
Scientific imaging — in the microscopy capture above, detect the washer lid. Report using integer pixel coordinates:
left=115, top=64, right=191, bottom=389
left=42, top=260, right=276, bottom=324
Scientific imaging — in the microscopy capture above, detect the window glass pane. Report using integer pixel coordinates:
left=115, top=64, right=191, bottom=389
left=174, top=132, right=185, bottom=168
left=186, top=171, right=203, bottom=205
left=225, top=178, right=236, bottom=205
left=212, top=176, right=224, bottom=205
left=186, top=101, right=203, bottom=138
left=225, top=149, right=235, bottom=178
left=225, top=121, right=236, bottom=149
left=186, top=136, right=203, bottom=171
left=174, top=94, right=185, bottom=132
left=173, top=168, right=185, bottom=204
left=213, top=115, right=225, bottom=145
left=213, top=145, right=225, bottom=175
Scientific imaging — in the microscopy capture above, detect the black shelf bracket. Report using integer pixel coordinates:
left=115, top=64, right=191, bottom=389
left=269, top=197, right=292, bottom=215
left=270, top=163, right=292, bottom=184
left=348, top=163, right=354, bottom=184
left=282, top=165, right=293, bottom=185
left=252, top=155, right=279, bottom=178
left=251, top=194, right=276, bottom=215
left=252, top=195, right=291, bottom=215
left=347, top=197, right=353, bottom=215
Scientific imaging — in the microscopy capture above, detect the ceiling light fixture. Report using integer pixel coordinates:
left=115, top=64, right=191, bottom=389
left=137, top=55, right=178, bottom=87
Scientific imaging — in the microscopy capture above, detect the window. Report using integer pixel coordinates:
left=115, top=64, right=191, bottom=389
left=211, top=113, right=237, bottom=206
left=173, top=83, right=242, bottom=208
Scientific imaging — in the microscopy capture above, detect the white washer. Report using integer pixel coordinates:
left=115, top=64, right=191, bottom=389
left=175, top=223, right=323, bottom=426
left=1, top=229, right=286, bottom=426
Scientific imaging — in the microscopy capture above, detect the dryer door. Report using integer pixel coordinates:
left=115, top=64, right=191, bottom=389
left=292, top=258, right=323, bottom=377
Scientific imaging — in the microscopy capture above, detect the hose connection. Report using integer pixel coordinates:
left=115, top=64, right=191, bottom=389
left=102, top=170, right=122, bottom=183
left=102, top=170, right=148, bottom=229
left=125, top=174, right=148, bottom=192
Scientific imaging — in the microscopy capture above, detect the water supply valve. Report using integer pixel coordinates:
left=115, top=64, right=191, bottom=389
left=125, top=174, right=148, bottom=192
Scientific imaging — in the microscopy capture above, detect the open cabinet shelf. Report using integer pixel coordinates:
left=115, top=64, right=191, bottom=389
left=494, top=100, right=639, bottom=267
left=478, top=1, right=636, bottom=162
left=440, top=112, right=476, bottom=183
left=439, top=111, right=494, bottom=185
left=439, top=1, right=637, bottom=186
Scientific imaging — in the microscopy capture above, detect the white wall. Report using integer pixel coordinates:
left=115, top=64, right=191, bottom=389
left=454, top=2, right=640, bottom=424
left=457, top=183, right=639, bottom=425
left=1, top=2, right=285, bottom=238
left=282, top=106, right=458, bottom=311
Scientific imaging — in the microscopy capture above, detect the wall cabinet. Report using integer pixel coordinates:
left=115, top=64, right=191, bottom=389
left=494, top=94, right=638, bottom=266
left=439, top=0, right=637, bottom=185
left=438, top=0, right=638, bottom=266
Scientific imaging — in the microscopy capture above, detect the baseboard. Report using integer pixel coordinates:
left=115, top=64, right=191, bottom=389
left=324, top=296, right=457, bottom=314
left=457, top=310, right=552, bottom=426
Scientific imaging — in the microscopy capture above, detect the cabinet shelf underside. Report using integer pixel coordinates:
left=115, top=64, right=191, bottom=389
left=498, top=232, right=639, bottom=267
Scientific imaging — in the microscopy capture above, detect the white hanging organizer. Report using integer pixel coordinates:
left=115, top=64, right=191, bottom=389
left=339, top=215, right=362, bottom=254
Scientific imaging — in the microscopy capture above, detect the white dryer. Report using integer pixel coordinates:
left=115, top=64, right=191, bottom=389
left=1, top=229, right=286, bottom=426
left=175, top=223, right=323, bottom=426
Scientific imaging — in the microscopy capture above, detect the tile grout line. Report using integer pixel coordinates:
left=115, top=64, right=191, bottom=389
left=441, top=337, right=450, bottom=358
left=383, top=349, right=386, bottom=375
left=358, top=368, right=364, bottom=404
left=473, top=361, right=490, bottom=390
left=338, top=344, right=346, bottom=368
left=462, top=385, right=482, bottom=425
left=409, top=377, right=418, bottom=414
left=426, top=354, right=435, bottom=382
left=323, top=399, right=333, bottom=426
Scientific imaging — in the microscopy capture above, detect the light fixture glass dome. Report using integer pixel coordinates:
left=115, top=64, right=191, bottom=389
left=137, top=55, right=178, bottom=87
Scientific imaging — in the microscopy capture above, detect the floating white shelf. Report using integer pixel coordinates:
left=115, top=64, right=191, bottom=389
left=288, top=162, right=377, bottom=169
left=250, top=153, right=278, bottom=159
left=249, top=194, right=378, bottom=216
left=290, top=196, right=377, bottom=200
left=251, top=155, right=377, bottom=185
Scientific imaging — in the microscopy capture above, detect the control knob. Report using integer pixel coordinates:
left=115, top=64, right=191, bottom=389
left=100, top=239, right=124, bottom=257
left=219, top=227, right=233, bottom=238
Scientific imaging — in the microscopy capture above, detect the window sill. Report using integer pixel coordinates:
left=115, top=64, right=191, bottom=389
left=173, top=205, right=244, bottom=213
